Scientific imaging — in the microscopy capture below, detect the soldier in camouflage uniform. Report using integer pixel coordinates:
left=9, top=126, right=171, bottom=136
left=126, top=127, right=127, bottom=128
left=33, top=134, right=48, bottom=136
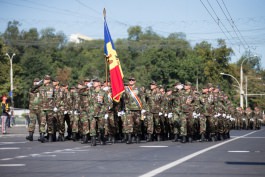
left=26, top=78, right=42, bottom=141
left=69, top=86, right=80, bottom=141
left=171, top=82, right=183, bottom=142
left=89, top=78, right=107, bottom=146
left=205, top=83, right=216, bottom=141
left=52, top=78, right=63, bottom=141
left=253, top=106, right=262, bottom=130
left=235, top=107, right=244, bottom=130
left=123, top=77, right=143, bottom=144
left=77, top=80, right=91, bottom=144
left=102, top=81, right=117, bottom=143
left=144, top=81, right=163, bottom=142
left=61, top=83, right=72, bottom=140
left=245, top=107, right=253, bottom=129
left=38, top=75, right=55, bottom=143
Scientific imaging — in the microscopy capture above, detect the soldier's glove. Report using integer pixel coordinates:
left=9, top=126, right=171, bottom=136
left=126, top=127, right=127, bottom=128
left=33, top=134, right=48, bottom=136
left=87, top=82, right=93, bottom=88
left=64, top=111, right=68, bottom=115
left=197, top=113, right=201, bottom=118
left=104, top=114, right=108, bottom=119
left=222, top=113, right=226, bottom=118
left=168, top=113, right=173, bottom=118
left=103, top=86, right=109, bottom=91
left=192, top=112, right=197, bottom=118
left=53, top=107, right=58, bottom=112
left=118, top=111, right=125, bottom=116
left=159, top=112, right=163, bottom=116
left=164, top=113, right=168, bottom=117
left=74, top=110, right=79, bottom=115
left=141, top=109, right=146, bottom=114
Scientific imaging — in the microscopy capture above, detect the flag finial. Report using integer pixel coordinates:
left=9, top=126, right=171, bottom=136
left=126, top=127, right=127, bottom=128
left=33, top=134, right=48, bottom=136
left=103, top=8, right=106, bottom=19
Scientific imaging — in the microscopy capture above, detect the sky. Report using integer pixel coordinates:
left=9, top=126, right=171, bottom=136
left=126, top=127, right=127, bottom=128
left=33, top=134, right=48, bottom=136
left=1, top=0, right=265, bottom=67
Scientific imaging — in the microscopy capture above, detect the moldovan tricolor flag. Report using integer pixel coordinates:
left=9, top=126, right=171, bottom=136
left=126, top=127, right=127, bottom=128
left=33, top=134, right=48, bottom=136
left=104, top=16, right=124, bottom=102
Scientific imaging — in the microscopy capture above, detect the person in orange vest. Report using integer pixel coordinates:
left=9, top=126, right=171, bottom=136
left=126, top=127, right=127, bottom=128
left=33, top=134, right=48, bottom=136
left=1, top=94, right=10, bottom=134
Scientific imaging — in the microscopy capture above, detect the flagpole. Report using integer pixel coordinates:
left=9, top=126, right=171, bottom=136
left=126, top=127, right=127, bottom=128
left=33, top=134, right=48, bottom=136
left=103, top=8, right=108, bottom=86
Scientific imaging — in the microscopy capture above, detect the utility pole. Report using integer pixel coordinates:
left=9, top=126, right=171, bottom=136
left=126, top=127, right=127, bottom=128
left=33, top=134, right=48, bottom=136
left=5, top=53, right=16, bottom=110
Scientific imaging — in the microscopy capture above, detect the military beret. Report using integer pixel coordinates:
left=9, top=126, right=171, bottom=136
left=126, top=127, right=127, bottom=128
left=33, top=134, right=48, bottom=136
left=78, top=80, right=84, bottom=85
left=61, top=82, right=68, bottom=87
left=52, top=78, right=59, bottom=82
left=150, top=80, right=157, bottom=85
left=84, top=78, right=91, bottom=82
left=44, top=75, right=51, bottom=80
left=92, top=78, right=101, bottom=82
left=128, top=76, right=136, bottom=81
left=174, top=80, right=181, bottom=85
left=33, top=78, right=40, bottom=82
left=207, top=83, right=213, bottom=88
left=185, top=81, right=192, bottom=86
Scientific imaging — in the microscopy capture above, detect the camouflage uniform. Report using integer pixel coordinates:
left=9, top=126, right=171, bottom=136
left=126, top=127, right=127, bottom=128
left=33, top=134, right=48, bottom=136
left=26, top=78, right=42, bottom=141
left=145, top=81, right=163, bottom=141
left=78, top=85, right=91, bottom=144
left=38, top=75, right=55, bottom=142
left=235, top=107, right=244, bottom=130
left=69, top=86, right=81, bottom=141
left=253, top=107, right=262, bottom=130
left=245, top=107, right=253, bottom=129
left=124, top=81, right=143, bottom=144
left=89, top=79, right=107, bottom=146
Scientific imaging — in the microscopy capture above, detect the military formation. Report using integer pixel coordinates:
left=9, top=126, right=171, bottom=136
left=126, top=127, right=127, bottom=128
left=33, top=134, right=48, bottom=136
left=26, top=75, right=264, bottom=145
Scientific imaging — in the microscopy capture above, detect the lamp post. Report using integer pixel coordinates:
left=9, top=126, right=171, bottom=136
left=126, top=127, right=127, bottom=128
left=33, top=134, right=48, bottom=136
left=220, top=72, right=243, bottom=108
left=5, top=53, right=16, bottom=110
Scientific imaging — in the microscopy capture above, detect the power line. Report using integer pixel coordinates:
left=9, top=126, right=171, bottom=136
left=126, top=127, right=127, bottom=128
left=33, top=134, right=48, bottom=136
left=216, top=0, right=248, bottom=50
left=221, top=0, right=250, bottom=49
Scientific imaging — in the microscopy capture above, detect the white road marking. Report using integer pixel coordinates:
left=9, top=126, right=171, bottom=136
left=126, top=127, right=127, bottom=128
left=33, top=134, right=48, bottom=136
left=228, top=151, right=249, bottom=153
left=0, top=164, right=25, bottom=167
left=231, top=136, right=265, bottom=139
left=140, top=146, right=168, bottom=148
left=0, top=142, right=27, bottom=145
left=1, top=158, right=14, bottom=161
left=139, top=131, right=258, bottom=177
left=15, top=156, right=28, bottom=159
left=0, top=147, right=20, bottom=150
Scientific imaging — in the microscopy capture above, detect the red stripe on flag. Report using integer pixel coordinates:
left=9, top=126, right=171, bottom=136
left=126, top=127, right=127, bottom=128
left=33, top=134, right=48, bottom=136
left=110, top=65, right=124, bottom=102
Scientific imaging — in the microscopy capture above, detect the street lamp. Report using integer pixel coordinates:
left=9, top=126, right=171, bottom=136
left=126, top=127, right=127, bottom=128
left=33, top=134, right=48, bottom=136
left=240, top=53, right=258, bottom=109
left=5, top=53, right=16, bottom=110
left=220, top=72, right=243, bottom=108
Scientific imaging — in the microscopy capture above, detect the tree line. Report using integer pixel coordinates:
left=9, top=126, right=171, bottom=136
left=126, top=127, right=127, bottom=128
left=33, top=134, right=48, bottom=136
left=0, top=20, right=264, bottom=110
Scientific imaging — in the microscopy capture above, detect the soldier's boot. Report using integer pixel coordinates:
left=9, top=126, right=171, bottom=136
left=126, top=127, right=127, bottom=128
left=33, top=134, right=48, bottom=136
left=136, top=134, right=140, bottom=144
left=188, top=136, right=193, bottom=143
left=126, top=133, right=132, bottom=144
left=26, top=132, right=34, bottom=141
left=40, top=133, right=45, bottom=143
left=146, top=134, right=152, bottom=142
left=121, top=134, right=127, bottom=143
left=199, top=133, right=205, bottom=142
left=226, top=132, right=230, bottom=139
left=91, top=136, right=96, bottom=146
left=157, top=134, right=161, bottom=142
left=181, top=136, right=186, bottom=143
left=48, top=134, right=53, bottom=142
left=57, top=134, right=62, bottom=141
left=81, top=134, right=88, bottom=144
left=109, top=135, right=116, bottom=144
left=172, top=134, right=178, bottom=142
left=218, top=133, right=224, bottom=141
left=72, top=132, right=77, bottom=141
left=60, top=134, right=65, bottom=141
left=37, top=134, right=41, bottom=141
left=211, top=135, right=216, bottom=142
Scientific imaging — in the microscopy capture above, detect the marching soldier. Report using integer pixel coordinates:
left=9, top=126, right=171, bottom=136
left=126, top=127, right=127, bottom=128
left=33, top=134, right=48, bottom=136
left=123, top=77, right=143, bottom=144
left=26, top=78, right=42, bottom=141
left=39, top=75, right=55, bottom=143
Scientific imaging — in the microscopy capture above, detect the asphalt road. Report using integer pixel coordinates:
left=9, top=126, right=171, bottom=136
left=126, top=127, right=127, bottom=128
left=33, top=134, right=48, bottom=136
left=0, top=126, right=265, bottom=177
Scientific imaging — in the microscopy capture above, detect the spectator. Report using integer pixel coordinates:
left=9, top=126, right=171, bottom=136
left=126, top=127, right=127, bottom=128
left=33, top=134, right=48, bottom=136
left=1, top=94, right=10, bottom=134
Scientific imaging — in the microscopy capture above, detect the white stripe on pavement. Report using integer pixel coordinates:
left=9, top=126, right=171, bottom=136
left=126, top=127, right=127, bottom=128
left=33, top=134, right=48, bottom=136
left=140, top=146, right=168, bottom=148
left=0, top=164, right=25, bottom=167
left=0, top=147, right=20, bottom=150
left=139, top=131, right=258, bottom=177
left=228, top=151, right=249, bottom=153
